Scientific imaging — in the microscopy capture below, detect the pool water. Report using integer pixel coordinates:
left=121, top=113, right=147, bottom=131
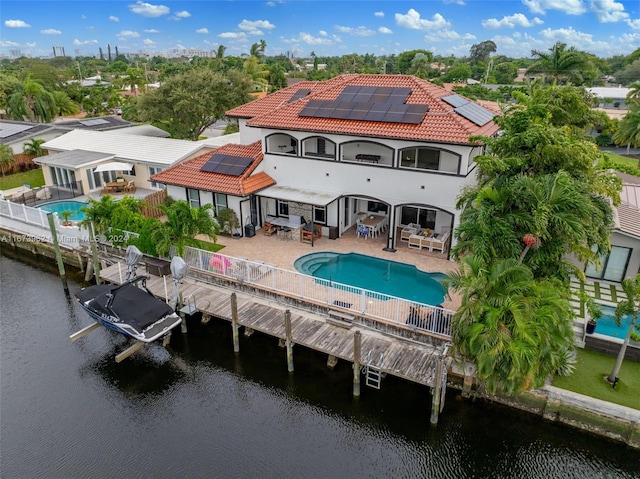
left=596, top=305, right=636, bottom=340
left=37, top=200, right=87, bottom=221
left=294, top=252, right=446, bottom=305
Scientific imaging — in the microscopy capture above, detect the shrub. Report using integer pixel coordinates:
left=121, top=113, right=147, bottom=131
left=18, top=162, right=28, bottom=172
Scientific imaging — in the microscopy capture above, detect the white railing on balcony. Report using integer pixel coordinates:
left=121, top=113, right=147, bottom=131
left=180, top=245, right=453, bottom=338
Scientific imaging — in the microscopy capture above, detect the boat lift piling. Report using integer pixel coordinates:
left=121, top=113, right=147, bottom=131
left=115, top=341, right=146, bottom=363
left=353, top=330, right=361, bottom=397
left=69, top=322, right=100, bottom=342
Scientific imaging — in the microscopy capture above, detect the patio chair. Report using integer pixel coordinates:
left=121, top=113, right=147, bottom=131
left=356, top=223, right=369, bottom=239
left=124, top=180, right=136, bottom=193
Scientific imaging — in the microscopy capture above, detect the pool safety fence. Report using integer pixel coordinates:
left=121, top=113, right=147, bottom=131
left=179, top=245, right=454, bottom=338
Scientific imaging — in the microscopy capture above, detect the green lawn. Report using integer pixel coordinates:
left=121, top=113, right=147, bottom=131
left=0, top=169, right=45, bottom=191
left=185, top=237, right=224, bottom=253
left=603, top=152, right=640, bottom=171
left=552, top=348, right=640, bottom=410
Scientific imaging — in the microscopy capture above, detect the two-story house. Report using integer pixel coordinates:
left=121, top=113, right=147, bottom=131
left=153, top=74, right=499, bottom=256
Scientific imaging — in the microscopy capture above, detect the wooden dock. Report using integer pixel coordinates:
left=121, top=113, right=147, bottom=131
left=98, top=262, right=450, bottom=421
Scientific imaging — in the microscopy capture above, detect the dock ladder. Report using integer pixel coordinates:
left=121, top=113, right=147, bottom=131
left=362, top=352, right=384, bottom=390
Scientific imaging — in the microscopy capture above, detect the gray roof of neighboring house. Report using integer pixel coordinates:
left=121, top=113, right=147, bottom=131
left=53, top=115, right=132, bottom=131
left=34, top=149, right=115, bottom=169
left=615, top=172, right=640, bottom=239
left=41, top=129, right=210, bottom=166
left=0, top=116, right=132, bottom=146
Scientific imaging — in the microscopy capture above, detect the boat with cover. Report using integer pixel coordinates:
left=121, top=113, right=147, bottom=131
left=75, top=275, right=182, bottom=343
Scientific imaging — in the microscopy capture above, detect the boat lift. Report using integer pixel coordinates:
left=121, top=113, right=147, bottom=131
left=69, top=250, right=188, bottom=362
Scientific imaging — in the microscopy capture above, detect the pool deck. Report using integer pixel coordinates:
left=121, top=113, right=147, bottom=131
left=209, top=225, right=461, bottom=310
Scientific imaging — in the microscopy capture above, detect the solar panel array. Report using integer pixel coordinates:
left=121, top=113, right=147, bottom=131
left=441, top=94, right=495, bottom=126
left=288, top=88, right=311, bottom=102
left=200, top=153, right=254, bottom=176
left=79, top=118, right=110, bottom=126
left=0, top=122, right=35, bottom=139
left=298, top=86, right=428, bottom=124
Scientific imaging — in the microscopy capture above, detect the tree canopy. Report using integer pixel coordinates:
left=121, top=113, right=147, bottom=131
left=526, top=42, right=592, bottom=84
left=136, top=69, right=253, bottom=140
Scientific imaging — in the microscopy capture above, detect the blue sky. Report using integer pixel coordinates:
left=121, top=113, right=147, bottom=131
left=1, top=1, right=639, bottom=60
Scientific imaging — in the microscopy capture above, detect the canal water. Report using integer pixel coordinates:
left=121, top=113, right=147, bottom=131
left=2, top=253, right=640, bottom=479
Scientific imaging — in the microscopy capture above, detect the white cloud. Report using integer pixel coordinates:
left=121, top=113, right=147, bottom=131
left=379, top=26, right=393, bottom=34
left=335, top=25, right=376, bottom=37
left=395, top=10, right=450, bottom=30
left=239, top=19, right=276, bottom=31
left=41, top=28, right=62, bottom=35
left=196, top=28, right=209, bottom=34
left=443, top=0, right=466, bottom=4
left=319, top=30, right=327, bottom=36
left=171, top=10, right=191, bottom=20
left=425, top=29, right=475, bottom=42
left=218, top=32, right=248, bottom=39
left=590, top=0, right=628, bottom=23
left=266, top=1, right=276, bottom=6
left=128, top=1, right=170, bottom=18
left=144, top=28, right=159, bottom=33
left=281, top=32, right=340, bottom=46
left=374, top=11, right=384, bottom=18
left=117, top=30, right=140, bottom=38
left=0, top=40, right=21, bottom=47
left=109, top=15, right=119, bottom=22
left=522, top=0, right=586, bottom=15
left=482, top=13, right=543, bottom=29
left=627, top=18, right=640, bottom=30
left=4, top=19, right=31, bottom=28
left=73, top=38, right=99, bottom=45
left=143, top=38, right=156, bottom=45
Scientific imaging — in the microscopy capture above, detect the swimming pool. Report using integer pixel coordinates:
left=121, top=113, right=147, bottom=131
left=37, top=200, right=88, bottom=221
left=595, top=304, right=636, bottom=340
left=294, top=252, right=447, bottom=305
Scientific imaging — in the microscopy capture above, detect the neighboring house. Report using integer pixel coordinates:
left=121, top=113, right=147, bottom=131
left=587, top=87, right=631, bottom=110
left=153, top=74, right=500, bottom=255
left=38, top=129, right=214, bottom=195
left=0, top=116, right=132, bottom=154
left=582, top=173, right=640, bottom=282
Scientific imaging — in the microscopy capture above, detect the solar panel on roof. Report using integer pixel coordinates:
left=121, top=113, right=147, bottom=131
left=79, top=118, right=110, bottom=126
left=455, top=102, right=495, bottom=126
left=200, top=154, right=253, bottom=176
left=441, top=94, right=468, bottom=108
left=288, top=88, right=311, bottom=103
left=0, top=123, right=34, bottom=139
left=387, top=87, right=411, bottom=103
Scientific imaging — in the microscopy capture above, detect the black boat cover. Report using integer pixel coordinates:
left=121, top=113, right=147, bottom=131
left=75, top=283, right=175, bottom=331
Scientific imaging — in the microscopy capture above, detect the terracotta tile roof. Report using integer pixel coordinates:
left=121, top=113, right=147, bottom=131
left=227, top=74, right=499, bottom=145
left=150, top=141, right=275, bottom=196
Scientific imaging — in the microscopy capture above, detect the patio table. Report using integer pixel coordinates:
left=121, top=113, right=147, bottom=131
left=359, top=214, right=386, bottom=237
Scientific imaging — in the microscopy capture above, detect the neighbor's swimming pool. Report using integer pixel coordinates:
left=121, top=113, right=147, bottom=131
left=595, top=304, right=636, bottom=340
left=37, top=200, right=87, bottom=221
left=294, top=252, right=447, bottom=305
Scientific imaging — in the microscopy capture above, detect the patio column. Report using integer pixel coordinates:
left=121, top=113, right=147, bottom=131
left=383, top=206, right=397, bottom=252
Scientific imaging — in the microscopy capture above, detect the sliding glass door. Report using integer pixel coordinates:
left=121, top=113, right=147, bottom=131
left=585, top=246, right=631, bottom=282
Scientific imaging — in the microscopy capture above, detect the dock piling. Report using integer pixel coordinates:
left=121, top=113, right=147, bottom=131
left=87, top=221, right=101, bottom=285
left=353, top=330, right=361, bottom=397
left=285, top=309, right=294, bottom=372
left=47, top=213, right=68, bottom=292
left=231, top=293, right=239, bottom=352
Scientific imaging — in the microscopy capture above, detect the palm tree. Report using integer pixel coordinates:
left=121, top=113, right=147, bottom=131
left=7, top=76, right=57, bottom=122
left=22, top=138, right=46, bottom=157
left=526, top=42, right=591, bottom=84
left=151, top=201, right=219, bottom=257
left=0, top=144, right=14, bottom=176
left=215, top=45, right=226, bottom=70
left=445, top=256, right=575, bottom=395
left=626, top=80, right=640, bottom=103
left=613, top=105, right=640, bottom=153
left=606, top=274, right=640, bottom=384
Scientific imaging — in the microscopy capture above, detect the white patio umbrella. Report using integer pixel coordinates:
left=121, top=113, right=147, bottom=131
left=94, top=161, right=134, bottom=173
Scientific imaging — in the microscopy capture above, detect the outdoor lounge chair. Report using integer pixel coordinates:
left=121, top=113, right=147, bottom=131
left=429, top=227, right=451, bottom=253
